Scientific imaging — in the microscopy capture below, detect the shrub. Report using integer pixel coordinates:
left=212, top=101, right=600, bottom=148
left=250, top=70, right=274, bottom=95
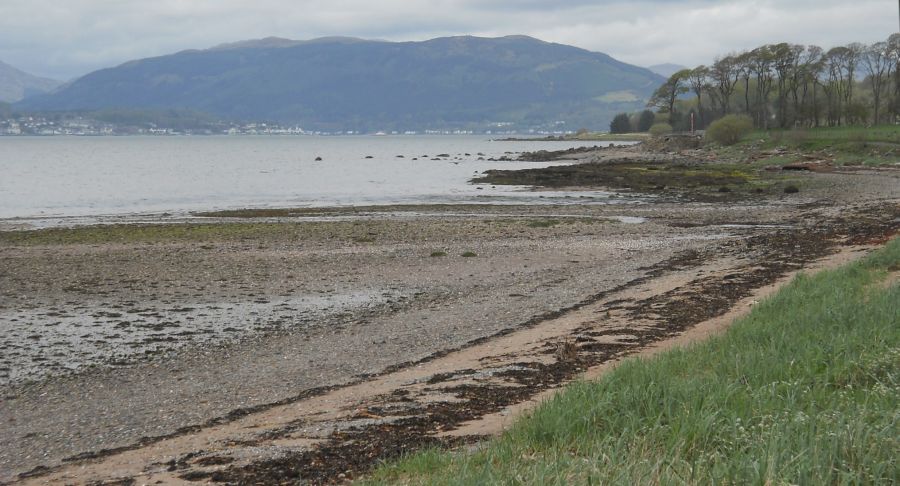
left=461, top=251, right=478, bottom=257
left=705, top=115, right=754, bottom=146
left=784, top=185, right=800, bottom=194
left=430, top=250, right=447, bottom=257
left=648, top=123, right=673, bottom=137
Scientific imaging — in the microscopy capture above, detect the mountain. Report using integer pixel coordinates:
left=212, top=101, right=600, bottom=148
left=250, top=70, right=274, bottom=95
left=19, top=35, right=665, bottom=131
left=647, top=63, right=687, bottom=78
left=0, top=61, right=61, bottom=103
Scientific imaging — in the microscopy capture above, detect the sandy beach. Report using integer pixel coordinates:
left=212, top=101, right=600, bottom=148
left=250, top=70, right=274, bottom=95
left=1, top=144, right=898, bottom=484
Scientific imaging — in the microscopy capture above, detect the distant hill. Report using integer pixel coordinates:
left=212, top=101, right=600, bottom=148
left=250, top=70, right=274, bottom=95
left=19, top=35, right=665, bottom=131
left=647, top=63, right=687, bottom=78
left=0, top=61, right=61, bottom=103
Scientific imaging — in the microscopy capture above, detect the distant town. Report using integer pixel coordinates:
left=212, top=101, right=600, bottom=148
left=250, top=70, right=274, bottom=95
left=0, top=114, right=576, bottom=137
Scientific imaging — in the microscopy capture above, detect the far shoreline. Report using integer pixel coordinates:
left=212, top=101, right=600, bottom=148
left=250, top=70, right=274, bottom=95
left=496, top=132, right=649, bottom=142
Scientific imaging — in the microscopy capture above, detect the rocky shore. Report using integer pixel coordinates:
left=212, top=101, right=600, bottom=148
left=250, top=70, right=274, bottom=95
left=1, top=143, right=898, bottom=484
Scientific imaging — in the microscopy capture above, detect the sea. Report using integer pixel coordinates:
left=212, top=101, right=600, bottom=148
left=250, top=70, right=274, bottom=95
left=0, top=135, right=634, bottom=225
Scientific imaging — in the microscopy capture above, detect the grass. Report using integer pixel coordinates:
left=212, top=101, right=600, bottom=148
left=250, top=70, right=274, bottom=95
left=364, top=237, right=900, bottom=485
left=461, top=251, right=478, bottom=258
left=716, top=125, right=900, bottom=167
left=751, top=125, right=900, bottom=147
left=430, top=251, right=448, bottom=257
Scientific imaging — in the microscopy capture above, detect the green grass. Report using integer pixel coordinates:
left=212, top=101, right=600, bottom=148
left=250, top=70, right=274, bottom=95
left=708, top=125, right=900, bottom=168
left=749, top=125, right=900, bottom=146
left=365, top=238, right=900, bottom=485
left=461, top=251, right=478, bottom=258
left=430, top=250, right=448, bottom=257
left=734, top=125, right=900, bottom=166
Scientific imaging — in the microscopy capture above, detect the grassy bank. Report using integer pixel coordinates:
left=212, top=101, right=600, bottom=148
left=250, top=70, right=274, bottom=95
left=365, top=238, right=900, bottom=485
left=717, top=125, right=900, bottom=167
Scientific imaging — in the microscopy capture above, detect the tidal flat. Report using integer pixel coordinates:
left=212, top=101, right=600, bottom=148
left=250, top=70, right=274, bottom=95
left=2, top=142, right=899, bottom=484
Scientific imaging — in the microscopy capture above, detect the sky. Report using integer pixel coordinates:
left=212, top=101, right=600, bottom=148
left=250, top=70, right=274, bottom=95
left=1, top=0, right=897, bottom=80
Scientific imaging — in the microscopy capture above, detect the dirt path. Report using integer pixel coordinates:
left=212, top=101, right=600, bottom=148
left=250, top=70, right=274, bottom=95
left=13, top=230, right=888, bottom=485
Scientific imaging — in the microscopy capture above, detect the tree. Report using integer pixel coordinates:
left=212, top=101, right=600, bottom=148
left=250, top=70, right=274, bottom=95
left=648, top=38, right=888, bottom=128
left=771, top=43, right=803, bottom=127
left=637, top=110, right=656, bottom=132
left=749, top=45, right=776, bottom=128
left=889, top=33, right=900, bottom=121
left=822, top=47, right=846, bottom=125
left=844, top=43, right=865, bottom=112
left=863, top=41, right=892, bottom=124
left=791, top=45, right=824, bottom=127
left=687, top=66, right=710, bottom=126
left=609, top=113, right=632, bottom=134
left=736, top=51, right=754, bottom=116
left=648, top=69, right=690, bottom=114
left=710, top=55, right=741, bottom=116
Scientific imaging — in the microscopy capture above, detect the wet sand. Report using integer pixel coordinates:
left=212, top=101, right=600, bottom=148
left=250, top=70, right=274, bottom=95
left=1, top=148, right=899, bottom=483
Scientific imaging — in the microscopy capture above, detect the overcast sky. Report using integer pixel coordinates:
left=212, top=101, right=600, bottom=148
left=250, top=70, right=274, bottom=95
left=1, top=0, right=897, bottom=80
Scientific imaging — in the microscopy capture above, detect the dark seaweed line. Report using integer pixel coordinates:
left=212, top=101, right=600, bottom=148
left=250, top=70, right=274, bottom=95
left=180, top=215, right=900, bottom=485
left=15, top=243, right=705, bottom=483
left=19, top=204, right=899, bottom=485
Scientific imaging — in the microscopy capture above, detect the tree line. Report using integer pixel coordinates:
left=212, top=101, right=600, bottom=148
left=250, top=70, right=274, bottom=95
left=645, top=34, right=900, bottom=131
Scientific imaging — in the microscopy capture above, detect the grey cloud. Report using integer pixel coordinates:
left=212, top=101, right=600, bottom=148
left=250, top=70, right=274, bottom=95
left=0, top=0, right=894, bottom=80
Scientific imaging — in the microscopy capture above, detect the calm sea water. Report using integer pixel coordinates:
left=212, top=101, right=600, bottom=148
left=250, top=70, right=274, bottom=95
left=0, top=135, right=629, bottom=221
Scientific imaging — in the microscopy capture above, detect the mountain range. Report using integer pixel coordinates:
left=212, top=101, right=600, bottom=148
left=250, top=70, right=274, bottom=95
left=16, top=36, right=664, bottom=131
left=0, top=61, right=61, bottom=103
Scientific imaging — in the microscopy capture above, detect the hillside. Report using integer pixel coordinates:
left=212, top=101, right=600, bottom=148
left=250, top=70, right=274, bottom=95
left=0, top=61, right=61, bottom=103
left=18, top=36, right=664, bottom=131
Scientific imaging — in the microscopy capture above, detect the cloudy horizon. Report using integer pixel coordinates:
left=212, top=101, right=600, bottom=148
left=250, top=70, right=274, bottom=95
left=1, top=0, right=897, bottom=81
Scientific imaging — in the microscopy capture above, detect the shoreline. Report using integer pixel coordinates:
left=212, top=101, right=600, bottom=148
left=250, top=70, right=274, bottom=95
left=0, top=143, right=648, bottom=230
left=1, top=142, right=899, bottom=483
